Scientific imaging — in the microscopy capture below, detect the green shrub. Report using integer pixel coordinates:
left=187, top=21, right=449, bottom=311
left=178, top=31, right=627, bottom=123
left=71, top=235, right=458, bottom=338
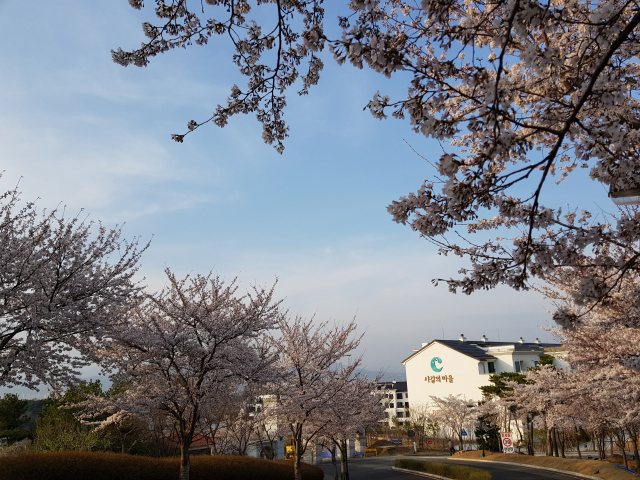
left=32, top=404, right=111, bottom=452
left=0, top=451, right=324, bottom=480
left=395, top=459, right=492, bottom=480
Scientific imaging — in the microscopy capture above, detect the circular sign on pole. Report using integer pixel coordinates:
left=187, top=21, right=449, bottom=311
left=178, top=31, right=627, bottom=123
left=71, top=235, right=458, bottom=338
left=500, top=432, right=514, bottom=453
left=407, top=430, right=415, bottom=438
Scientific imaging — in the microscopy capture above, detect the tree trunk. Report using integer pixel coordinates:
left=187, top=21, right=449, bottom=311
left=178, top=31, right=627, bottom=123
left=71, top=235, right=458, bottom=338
left=610, top=434, right=615, bottom=458
left=339, top=439, right=349, bottom=480
left=617, top=429, right=628, bottom=469
left=529, top=417, right=535, bottom=455
left=553, top=428, right=559, bottom=457
left=575, top=426, right=582, bottom=460
left=179, top=442, right=191, bottom=480
left=630, top=430, right=640, bottom=473
left=598, top=431, right=606, bottom=460
left=527, top=414, right=536, bottom=455
left=293, top=437, right=302, bottom=480
left=622, top=445, right=629, bottom=469
left=560, top=430, right=566, bottom=458
left=331, top=446, right=338, bottom=480
left=546, top=428, right=553, bottom=456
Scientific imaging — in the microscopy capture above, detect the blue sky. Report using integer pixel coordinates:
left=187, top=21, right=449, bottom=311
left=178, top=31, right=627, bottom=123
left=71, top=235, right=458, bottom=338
left=0, top=0, right=615, bottom=396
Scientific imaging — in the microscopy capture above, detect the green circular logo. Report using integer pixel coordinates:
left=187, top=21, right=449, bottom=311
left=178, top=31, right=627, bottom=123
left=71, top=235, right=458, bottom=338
left=431, top=357, right=443, bottom=372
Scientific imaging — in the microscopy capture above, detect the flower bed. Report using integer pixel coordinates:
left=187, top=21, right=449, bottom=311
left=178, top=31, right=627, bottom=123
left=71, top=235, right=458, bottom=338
left=0, top=451, right=324, bottom=480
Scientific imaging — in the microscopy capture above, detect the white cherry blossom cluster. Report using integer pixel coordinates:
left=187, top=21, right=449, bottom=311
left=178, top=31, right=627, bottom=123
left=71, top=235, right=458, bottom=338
left=119, top=0, right=640, bottom=301
left=116, top=0, right=327, bottom=153
left=79, top=268, right=284, bottom=480
left=0, top=185, right=146, bottom=390
left=262, top=315, right=369, bottom=480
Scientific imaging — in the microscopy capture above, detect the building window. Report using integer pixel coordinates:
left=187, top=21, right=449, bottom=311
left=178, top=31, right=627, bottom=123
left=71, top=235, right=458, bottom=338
left=389, top=403, right=394, bottom=408
left=515, top=360, right=524, bottom=373
left=404, top=402, right=409, bottom=409
left=397, top=412, right=404, bottom=418
left=534, top=361, right=539, bottom=367
left=479, top=363, right=486, bottom=374
left=397, top=393, right=403, bottom=399
left=397, top=402, right=403, bottom=408
left=488, top=362, right=495, bottom=373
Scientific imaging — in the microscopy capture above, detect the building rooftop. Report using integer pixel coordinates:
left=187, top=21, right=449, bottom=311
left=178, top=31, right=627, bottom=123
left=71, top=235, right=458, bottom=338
left=377, top=380, right=408, bottom=392
left=402, top=339, right=562, bottom=364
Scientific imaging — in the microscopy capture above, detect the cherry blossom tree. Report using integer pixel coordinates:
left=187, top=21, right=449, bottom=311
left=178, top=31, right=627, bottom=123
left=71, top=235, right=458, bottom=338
left=265, top=316, right=363, bottom=480
left=79, top=268, right=283, bottom=480
left=430, top=394, right=476, bottom=450
left=505, top=366, right=570, bottom=456
left=320, top=369, right=386, bottom=480
left=117, top=0, right=640, bottom=301
left=0, top=185, right=146, bottom=389
left=198, top=382, right=270, bottom=456
left=539, top=256, right=640, bottom=372
left=407, top=402, right=439, bottom=450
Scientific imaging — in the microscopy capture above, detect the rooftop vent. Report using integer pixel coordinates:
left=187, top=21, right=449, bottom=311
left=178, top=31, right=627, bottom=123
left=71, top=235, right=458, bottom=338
left=534, top=338, right=540, bottom=344
left=459, top=334, right=466, bottom=342
left=481, top=335, right=488, bottom=343
left=518, top=337, right=524, bottom=344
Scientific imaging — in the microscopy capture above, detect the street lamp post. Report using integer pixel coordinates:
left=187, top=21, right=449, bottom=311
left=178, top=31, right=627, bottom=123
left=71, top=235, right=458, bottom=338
left=609, top=186, right=640, bottom=206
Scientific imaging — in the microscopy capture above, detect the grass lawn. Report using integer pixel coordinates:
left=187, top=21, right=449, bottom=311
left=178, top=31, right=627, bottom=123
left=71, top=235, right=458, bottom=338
left=0, top=451, right=324, bottom=480
left=453, top=450, right=636, bottom=479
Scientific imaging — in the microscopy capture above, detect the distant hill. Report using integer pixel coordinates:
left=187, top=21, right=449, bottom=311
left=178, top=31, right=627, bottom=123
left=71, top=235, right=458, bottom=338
left=359, top=369, right=406, bottom=382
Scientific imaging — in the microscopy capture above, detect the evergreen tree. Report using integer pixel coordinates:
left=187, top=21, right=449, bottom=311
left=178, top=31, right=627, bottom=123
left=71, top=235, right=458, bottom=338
left=480, top=373, right=527, bottom=400
left=0, top=394, right=27, bottom=430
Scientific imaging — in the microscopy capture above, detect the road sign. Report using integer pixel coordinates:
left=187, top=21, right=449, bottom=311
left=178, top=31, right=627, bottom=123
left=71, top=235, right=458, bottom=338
left=461, top=429, right=468, bottom=437
left=427, top=440, right=433, bottom=445
left=500, top=433, right=513, bottom=452
left=407, top=429, right=415, bottom=438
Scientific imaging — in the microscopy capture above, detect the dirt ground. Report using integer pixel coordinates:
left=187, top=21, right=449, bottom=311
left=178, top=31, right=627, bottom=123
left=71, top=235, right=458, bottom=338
left=454, top=450, right=636, bottom=480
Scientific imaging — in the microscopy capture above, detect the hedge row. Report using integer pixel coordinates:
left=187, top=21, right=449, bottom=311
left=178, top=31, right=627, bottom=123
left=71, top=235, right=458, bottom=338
left=395, top=458, right=492, bottom=480
left=0, top=451, right=324, bottom=480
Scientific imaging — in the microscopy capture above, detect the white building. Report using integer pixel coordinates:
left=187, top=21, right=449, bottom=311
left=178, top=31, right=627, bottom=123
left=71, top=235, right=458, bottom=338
left=402, top=335, right=567, bottom=405
left=376, top=380, right=409, bottom=427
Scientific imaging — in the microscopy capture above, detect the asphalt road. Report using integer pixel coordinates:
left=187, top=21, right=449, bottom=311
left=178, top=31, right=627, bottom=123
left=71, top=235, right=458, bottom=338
left=318, top=455, right=592, bottom=480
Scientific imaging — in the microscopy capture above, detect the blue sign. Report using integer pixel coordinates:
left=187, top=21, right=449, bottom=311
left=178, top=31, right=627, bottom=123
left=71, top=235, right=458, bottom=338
left=461, top=429, right=468, bottom=437
left=431, top=357, right=443, bottom=372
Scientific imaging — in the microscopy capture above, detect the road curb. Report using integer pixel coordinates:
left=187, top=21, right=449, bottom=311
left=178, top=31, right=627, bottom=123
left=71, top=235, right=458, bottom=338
left=447, top=457, right=603, bottom=479
left=391, top=466, right=452, bottom=479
